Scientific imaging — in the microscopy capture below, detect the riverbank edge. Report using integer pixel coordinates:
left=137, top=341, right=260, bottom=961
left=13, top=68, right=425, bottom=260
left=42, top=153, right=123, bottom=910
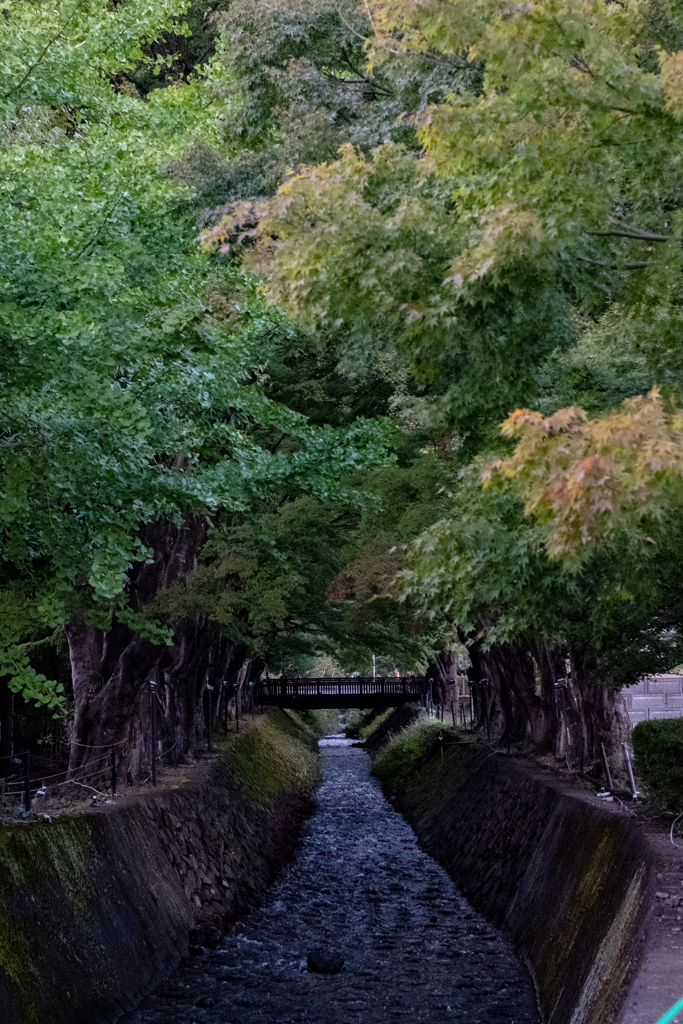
left=372, top=725, right=652, bottom=1024
left=0, top=710, right=320, bottom=1024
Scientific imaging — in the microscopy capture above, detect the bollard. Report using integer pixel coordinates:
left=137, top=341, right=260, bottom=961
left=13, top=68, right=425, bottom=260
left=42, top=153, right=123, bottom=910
left=23, top=751, right=30, bottom=813
left=600, top=742, right=613, bottom=791
left=623, top=741, right=639, bottom=799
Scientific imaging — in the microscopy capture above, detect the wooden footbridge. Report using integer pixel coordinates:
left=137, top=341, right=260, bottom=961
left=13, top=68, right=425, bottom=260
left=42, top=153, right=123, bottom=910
left=253, top=677, right=430, bottom=710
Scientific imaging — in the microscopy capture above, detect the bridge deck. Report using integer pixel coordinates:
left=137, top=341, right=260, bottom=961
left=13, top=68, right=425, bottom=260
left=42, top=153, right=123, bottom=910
left=254, top=676, right=428, bottom=709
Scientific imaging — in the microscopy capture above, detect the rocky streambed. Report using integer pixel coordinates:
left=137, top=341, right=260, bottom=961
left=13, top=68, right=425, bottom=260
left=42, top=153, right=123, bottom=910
left=123, top=740, right=540, bottom=1024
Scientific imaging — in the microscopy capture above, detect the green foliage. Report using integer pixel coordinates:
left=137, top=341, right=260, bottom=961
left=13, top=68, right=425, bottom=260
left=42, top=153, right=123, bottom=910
left=344, top=707, right=387, bottom=739
left=536, top=311, right=653, bottom=419
left=232, top=0, right=683, bottom=691
left=177, top=0, right=480, bottom=204
left=298, top=708, right=340, bottom=736
left=632, top=717, right=683, bottom=809
left=15, top=0, right=683, bottom=729
left=372, top=718, right=447, bottom=793
left=0, top=0, right=401, bottom=709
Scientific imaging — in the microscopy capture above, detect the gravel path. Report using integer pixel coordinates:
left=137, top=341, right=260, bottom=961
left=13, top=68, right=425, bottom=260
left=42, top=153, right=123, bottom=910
left=124, top=743, right=540, bottom=1024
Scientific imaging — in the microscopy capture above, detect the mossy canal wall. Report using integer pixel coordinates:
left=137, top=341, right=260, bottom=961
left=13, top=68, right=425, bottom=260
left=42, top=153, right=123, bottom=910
left=375, top=731, right=651, bottom=1024
left=0, top=710, right=320, bottom=1024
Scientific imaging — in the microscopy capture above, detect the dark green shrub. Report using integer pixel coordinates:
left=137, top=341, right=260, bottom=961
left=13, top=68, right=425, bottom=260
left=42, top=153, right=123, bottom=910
left=372, top=724, right=445, bottom=795
left=632, top=718, right=683, bottom=808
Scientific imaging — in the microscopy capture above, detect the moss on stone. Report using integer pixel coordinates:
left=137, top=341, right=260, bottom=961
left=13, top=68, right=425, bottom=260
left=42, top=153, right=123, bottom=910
left=372, top=720, right=453, bottom=793
left=0, top=709, right=320, bottom=1024
left=229, top=710, right=318, bottom=803
left=373, top=734, right=650, bottom=1024
left=0, top=912, right=41, bottom=1022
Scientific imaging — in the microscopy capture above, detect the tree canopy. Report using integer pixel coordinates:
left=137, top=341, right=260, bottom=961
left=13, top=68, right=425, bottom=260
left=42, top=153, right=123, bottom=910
left=196, top=0, right=683, bottom=749
left=0, top=0, right=397, bottom=714
left=8, top=0, right=683, bottom=764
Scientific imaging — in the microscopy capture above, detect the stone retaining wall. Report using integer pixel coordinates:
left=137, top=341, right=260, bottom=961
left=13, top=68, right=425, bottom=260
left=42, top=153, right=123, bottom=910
left=376, top=736, right=652, bottom=1024
left=0, top=711, right=319, bottom=1024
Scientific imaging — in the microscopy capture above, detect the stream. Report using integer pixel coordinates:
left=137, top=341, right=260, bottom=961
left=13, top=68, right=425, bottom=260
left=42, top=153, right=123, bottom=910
left=123, top=739, right=540, bottom=1024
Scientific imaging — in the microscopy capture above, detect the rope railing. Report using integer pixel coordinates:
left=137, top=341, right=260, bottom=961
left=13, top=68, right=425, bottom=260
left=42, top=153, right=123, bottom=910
left=0, top=733, right=181, bottom=814
left=0, top=744, right=117, bottom=813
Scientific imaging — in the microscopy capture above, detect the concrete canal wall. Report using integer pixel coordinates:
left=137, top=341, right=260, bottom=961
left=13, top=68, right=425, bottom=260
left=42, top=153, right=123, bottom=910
left=0, top=711, right=320, bottom=1024
left=375, top=733, right=653, bottom=1024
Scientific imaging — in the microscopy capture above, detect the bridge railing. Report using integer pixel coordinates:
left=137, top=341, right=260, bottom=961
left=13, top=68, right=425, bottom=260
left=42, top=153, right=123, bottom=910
left=253, top=676, right=429, bottom=702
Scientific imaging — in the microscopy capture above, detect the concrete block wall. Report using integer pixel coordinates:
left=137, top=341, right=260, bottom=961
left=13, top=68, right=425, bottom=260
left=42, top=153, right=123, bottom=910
left=622, top=674, right=683, bottom=726
left=382, top=740, right=652, bottom=1024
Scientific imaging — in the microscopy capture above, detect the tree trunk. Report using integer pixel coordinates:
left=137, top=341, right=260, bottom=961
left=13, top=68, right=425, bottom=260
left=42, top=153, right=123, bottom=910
left=426, top=650, right=457, bottom=707
left=64, top=517, right=218, bottom=783
left=0, top=677, right=13, bottom=779
left=461, top=627, right=629, bottom=755
left=465, top=636, right=550, bottom=746
left=567, top=645, right=631, bottom=759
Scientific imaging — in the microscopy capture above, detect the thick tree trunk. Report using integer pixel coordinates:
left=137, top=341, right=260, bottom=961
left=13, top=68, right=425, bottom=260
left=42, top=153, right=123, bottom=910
left=461, top=627, right=629, bottom=755
left=465, top=635, right=554, bottom=747
left=567, top=645, right=631, bottom=760
left=64, top=517, right=229, bottom=783
left=217, top=653, right=265, bottom=726
left=426, top=650, right=457, bottom=707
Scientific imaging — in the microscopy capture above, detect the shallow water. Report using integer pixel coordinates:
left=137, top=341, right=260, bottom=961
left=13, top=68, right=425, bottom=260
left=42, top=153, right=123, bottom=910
left=123, top=744, right=539, bottom=1024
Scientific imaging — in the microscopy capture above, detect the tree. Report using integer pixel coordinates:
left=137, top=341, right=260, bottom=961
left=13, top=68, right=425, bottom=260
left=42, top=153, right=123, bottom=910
left=226, top=0, right=683, bottom=750
left=0, top=0, right=395, bottom=778
left=176, top=0, right=480, bottom=205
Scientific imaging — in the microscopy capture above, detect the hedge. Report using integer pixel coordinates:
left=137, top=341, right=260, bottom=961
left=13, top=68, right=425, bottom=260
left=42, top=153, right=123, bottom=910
left=632, top=717, right=683, bottom=808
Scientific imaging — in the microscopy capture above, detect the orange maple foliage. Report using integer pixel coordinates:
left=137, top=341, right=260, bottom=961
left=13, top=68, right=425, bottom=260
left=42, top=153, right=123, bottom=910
left=484, top=389, right=683, bottom=560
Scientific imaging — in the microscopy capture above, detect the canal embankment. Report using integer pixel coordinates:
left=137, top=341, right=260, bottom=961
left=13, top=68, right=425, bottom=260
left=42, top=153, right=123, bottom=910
left=1, top=705, right=679, bottom=1024
left=121, top=741, right=540, bottom=1024
left=370, top=712, right=664, bottom=1024
left=0, top=710, right=321, bottom=1024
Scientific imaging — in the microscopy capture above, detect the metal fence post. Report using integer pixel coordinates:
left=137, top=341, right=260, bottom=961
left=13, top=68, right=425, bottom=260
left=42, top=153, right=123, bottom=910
left=149, top=680, right=158, bottom=786
left=23, top=751, right=31, bottom=812
left=206, top=684, right=213, bottom=752
left=623, top=742, right=639, bottom=800
left=111, top=746, right=117, bottom=798
left=600, top=742, right=613, bottom=790
left=477, top=679, right=490, bottom=742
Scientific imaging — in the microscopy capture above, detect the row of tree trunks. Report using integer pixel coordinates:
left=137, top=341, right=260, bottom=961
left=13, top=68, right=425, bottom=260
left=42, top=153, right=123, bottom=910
left=461, top=628, right=630, bottom=756
left=64, top=518, right=266, bottom=786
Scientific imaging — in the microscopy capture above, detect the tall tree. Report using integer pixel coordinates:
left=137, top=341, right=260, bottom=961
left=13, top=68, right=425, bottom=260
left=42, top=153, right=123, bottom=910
left=0, top=0, right=393, bottom=778
left=209, top=0, right=683, bottom=749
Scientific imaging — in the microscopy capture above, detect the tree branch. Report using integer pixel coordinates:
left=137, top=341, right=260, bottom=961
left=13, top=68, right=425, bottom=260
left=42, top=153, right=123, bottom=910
left=3, top=0, right=83, bottom=100
left=592, top=216, right=671, bottom=242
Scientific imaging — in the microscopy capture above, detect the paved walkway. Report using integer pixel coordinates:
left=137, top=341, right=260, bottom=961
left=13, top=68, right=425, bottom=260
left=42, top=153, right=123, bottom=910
left=124, top=744, right=539, bottom=1024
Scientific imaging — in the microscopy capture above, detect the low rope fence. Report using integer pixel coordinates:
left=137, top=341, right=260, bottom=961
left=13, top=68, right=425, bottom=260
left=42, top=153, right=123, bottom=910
left=0, top=733, right=181, bottom=816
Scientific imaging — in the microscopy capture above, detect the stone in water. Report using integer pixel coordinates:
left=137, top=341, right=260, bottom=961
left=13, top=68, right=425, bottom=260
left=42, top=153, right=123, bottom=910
left=306, top=949, right=344, bottom=973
